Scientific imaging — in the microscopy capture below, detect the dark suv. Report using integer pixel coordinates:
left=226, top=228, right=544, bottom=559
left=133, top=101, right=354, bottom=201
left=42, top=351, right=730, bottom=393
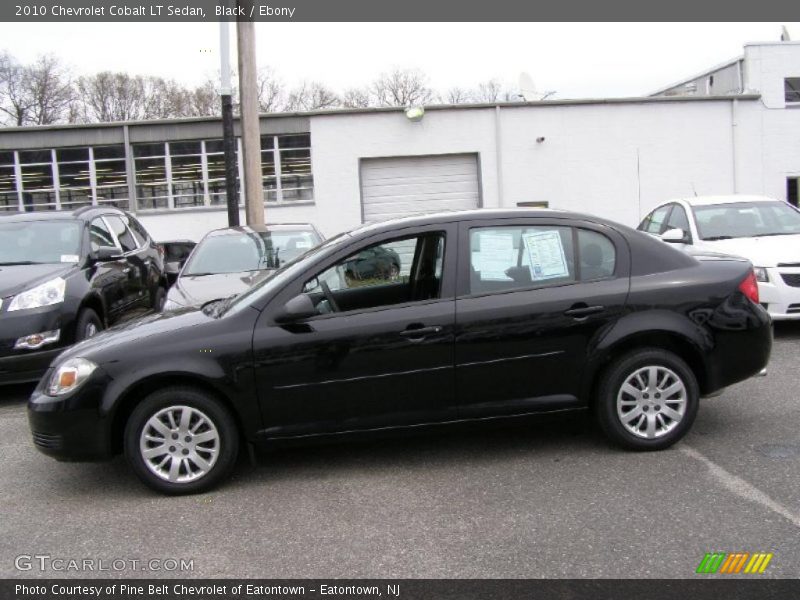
left=0, top=207, right=166, bottom=384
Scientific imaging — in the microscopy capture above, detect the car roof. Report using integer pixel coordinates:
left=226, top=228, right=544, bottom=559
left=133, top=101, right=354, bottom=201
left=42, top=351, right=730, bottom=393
left=345, top=208, right=607, bottom=238
left=205, top=223, right=319, bottom=237
left=0, top=205, right=126, bottom=222
left=664, top=194, right=779, bottom=207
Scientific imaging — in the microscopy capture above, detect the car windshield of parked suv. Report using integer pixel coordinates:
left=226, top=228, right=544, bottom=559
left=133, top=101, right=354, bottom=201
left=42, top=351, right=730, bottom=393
left=693, top=201, right=800, bottom=240
left=0, top=220, right=82, bottom=265
left=183, top=228, right=321, bottom=276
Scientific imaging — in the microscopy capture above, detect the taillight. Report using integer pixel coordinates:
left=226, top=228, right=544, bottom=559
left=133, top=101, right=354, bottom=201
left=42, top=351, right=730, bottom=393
left=738, top=269, right=760, bottom=304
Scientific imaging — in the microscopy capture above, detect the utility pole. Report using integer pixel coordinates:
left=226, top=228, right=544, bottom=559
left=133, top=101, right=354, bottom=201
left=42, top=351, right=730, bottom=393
left=219, top=19, right=239, bottom=227
left=236, top=3, right=264, bottom=225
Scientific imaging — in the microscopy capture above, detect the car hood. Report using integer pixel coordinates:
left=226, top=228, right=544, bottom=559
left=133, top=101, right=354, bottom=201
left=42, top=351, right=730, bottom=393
left=0, top=263, right=76, bottom=299
left=167, top=270, right=275, bottom=308
left=57, top=307, right=211, bottom=366
left=700, top=235, right=800, bottom=267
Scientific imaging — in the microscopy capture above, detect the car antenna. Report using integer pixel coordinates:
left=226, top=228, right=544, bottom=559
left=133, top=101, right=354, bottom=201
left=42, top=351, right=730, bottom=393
left=690, top=182, right=698, bottom=197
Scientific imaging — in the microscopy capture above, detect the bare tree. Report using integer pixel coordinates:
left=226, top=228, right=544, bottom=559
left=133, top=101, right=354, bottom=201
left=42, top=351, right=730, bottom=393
left=341, top=87, right=371, bottom=108
left=371, top=68, right=434, bottom=107
left=474, top=79, right=504, bottom=103
left=284, top=81, right=339, bottom=112
left=256, top=67, right=283, bottom=112
left=0, top=54, right=34, bottom=126
left=444, top=86, right=473, bottom=104
left=77, top=72, right=147, bottom=122
left=24, top=55, right=74, bottom=125
left=189, top=79, right=220, bottom=117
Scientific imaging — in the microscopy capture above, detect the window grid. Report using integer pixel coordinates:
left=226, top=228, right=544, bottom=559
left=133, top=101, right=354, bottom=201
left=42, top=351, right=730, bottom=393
left=0, top=133, right=314, bottom=214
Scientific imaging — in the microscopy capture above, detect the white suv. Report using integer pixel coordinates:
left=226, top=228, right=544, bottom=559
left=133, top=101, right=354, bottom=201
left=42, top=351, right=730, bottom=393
left=638, top=194, right=800, bottom=320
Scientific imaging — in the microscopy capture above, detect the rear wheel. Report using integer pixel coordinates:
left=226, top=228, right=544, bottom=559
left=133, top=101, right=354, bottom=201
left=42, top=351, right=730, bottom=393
left=124, top=387, right=239, bottom=494
left=75, top=308, right=103, bottom=341
left=595, top=348, right=699, bottom=450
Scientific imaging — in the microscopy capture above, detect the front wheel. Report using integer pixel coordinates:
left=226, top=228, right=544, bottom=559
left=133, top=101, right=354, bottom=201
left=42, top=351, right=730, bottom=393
left=124, top=387, right=239, bottom=494
left=595, top=348, right=699, bottom=450
left=75, top=308, right=103, bottom=341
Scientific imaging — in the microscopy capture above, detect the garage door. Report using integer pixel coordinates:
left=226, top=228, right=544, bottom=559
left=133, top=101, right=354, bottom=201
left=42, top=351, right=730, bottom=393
left=360, top=154, right=480, bottom=223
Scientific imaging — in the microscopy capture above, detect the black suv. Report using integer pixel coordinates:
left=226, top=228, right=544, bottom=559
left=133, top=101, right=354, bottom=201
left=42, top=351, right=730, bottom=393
left=0, top=207, right=166, bottom=384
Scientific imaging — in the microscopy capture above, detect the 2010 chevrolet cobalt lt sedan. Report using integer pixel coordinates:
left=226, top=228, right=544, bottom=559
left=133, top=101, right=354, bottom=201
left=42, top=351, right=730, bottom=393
left=28, top=209, right=772, bottom=494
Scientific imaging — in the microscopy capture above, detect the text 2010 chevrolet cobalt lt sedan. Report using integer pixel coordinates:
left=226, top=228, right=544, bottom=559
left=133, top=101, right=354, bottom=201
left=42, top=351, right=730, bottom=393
left=28, top=209, right=771, bottom=494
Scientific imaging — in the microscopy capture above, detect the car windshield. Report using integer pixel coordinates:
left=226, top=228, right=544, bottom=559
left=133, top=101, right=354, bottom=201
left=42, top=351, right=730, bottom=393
left=0, top=220, right=82, bottom=265
left=183, top=228, right=321, bottom=276
left=222, top=231, right=352, bottom=316
left=693, top=201, right=800, bottom=240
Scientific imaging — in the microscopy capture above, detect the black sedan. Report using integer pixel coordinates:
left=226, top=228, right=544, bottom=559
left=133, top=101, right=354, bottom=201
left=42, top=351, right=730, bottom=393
left=28, top=209, right=771, bottom=494
left=163, top=224, right=322, bottom=310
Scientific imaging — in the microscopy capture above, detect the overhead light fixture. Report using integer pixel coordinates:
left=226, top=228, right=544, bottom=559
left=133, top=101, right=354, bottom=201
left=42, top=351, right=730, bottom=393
left=405, top=106, right=425, bottom=122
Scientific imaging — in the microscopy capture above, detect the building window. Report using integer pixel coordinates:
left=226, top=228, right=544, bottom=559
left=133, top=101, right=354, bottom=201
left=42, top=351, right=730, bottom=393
left=786, top=78, right=800, bottom=104
left=56, top=147, right=92, bottom=210
left=260, top=133, right=314, bottom=204
left=789, top=177, right=799, bottom=207
left=133, top=143, right=169, bottom=210
left=18, top=149, right=57, bottom=211
left=0, top=151, right=16, bottom=212
left=168, top=141, right=205, bottom=209
left=93, top=145, right=128, bottom=210
left=205, top=139, right=240, bottom=207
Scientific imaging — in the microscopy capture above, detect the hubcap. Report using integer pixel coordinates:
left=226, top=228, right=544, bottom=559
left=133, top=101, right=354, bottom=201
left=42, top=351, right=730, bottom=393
left=616, top=366, right=687, bottom=439
left=139, top=405, right=220, bottom=483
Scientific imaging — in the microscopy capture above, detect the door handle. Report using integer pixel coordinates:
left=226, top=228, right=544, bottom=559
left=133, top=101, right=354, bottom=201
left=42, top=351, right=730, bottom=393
left=564, top=304, right=605, bottom=318
left=399, top=325, right=443, bottom=340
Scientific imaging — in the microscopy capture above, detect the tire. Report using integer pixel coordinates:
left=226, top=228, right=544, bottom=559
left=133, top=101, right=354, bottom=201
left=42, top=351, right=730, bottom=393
left=152, top=286, right=167, bottom=312
left=124, top=387, right=239, bottom=495
left=594, top=348, right=699, bottom=451
left=75, top=308, right=103, bottom=342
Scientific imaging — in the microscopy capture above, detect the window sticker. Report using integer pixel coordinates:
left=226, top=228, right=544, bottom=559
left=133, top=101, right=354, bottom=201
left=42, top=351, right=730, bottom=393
left=60, top=254, right=80, bottom=263
left=475, top=231, right=515, bottom=281
left=522, top=230, right=569, bottom=281
left=295, top=239, right=312, bottom=249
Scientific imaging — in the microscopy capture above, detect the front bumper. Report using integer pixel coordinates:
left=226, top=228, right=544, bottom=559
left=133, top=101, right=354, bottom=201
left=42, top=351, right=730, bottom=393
left=0, top=304, right=74, bottom=384
left=759, top=268, right=800, bottom=320
left=27, top=371, right=114, bottom=461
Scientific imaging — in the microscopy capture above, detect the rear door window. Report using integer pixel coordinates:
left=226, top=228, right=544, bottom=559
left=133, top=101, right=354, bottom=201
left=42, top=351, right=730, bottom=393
left=469, top=226, right=575, bottom=294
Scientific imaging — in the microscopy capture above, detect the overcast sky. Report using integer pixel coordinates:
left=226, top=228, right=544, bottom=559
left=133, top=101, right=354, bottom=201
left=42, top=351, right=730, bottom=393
left=0, top=22, right=797, bottom=99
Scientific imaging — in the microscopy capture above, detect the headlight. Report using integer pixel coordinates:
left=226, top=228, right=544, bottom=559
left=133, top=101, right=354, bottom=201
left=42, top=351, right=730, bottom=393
left=8, top=277, right=66, bottom=311
left=754, top=267, right=769, bottom=283
left=46, top=358, right=97, bottom=396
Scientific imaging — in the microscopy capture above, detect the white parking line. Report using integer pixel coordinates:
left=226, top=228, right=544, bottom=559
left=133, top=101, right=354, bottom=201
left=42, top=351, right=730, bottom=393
left=681, top=444, right=800, bottom=529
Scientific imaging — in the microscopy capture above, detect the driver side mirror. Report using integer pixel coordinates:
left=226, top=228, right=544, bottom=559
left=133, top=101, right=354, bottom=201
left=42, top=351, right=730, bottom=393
left=661, top=228, right=689, bottom=244
left=274, top=293, right=317, bottom=323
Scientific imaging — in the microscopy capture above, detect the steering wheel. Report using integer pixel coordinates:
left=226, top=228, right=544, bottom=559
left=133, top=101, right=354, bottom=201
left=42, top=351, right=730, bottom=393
left=320, top=280, right=340, bottom=313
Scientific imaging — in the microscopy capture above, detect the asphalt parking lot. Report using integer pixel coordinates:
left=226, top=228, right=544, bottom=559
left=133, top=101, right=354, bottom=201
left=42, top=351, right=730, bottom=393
left=1, top=325, right=799, bottom=580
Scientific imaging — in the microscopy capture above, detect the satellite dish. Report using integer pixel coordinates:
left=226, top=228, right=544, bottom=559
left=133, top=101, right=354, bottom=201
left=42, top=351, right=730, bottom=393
left=519, top=72, right=538, bottom=101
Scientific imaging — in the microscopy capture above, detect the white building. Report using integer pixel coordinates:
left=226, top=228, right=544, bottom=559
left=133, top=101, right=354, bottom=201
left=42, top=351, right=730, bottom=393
left=0, top=40, right=798, bottom=241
